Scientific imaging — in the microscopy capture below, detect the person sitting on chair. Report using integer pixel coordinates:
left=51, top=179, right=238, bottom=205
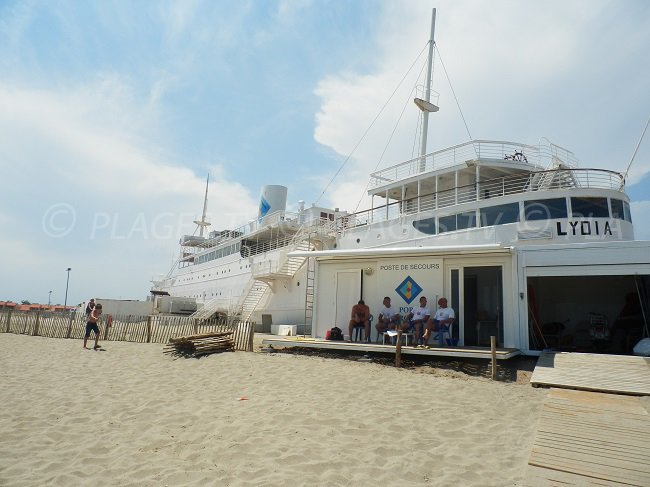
left=423, top=297, right=455, bottom=345
left=348, top=300, right=370, bottom=342
left=376, top=297, right=401, bottom=335
left=401, top=296, right=430, bottom=345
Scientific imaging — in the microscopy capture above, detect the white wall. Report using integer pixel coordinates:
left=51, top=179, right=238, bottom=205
left=313, top=256, right=443, bottom=339
left=95, top=298, right=153, bottom=316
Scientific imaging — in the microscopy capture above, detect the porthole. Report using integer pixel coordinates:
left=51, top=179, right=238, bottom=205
left=356, top=238, right=360, bottom=243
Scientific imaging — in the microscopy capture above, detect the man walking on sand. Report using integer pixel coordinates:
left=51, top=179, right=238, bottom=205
left=83, top=303, right=103, bottom=350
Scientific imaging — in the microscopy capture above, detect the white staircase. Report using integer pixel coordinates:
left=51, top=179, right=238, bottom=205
left=189, top=296, right=227, bottom=322
left=227, top=280, right=271, bottom=325
left=229, top=226, right=329, bottom=325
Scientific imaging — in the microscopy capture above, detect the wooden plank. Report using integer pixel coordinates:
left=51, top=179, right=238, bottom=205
left=527, top=388, right=650, bottom=487
left=261, top=337, right=521, bottom=359
left=526, top=464, right=625, bottom=486
left=531, top=352, right=650, bottom=396
left=547, top=388, right=649, bottom=414
left=529, top=451, right=649, bottom=485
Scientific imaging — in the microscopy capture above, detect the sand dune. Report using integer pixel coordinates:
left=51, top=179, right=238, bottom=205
left=0, top=334, right=545, bottom=486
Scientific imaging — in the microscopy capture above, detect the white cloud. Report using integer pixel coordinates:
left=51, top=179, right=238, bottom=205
left=0, top=79, right=258, bottom=303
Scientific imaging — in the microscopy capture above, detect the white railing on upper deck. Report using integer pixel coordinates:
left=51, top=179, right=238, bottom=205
left=347, top=167, right=624, bottom=228
left=369, top=140, right=579, bottom=189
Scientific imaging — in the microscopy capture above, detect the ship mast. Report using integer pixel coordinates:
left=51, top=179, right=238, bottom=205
left=415, top=8, right=439, bottom=171
left=193, top=174, right=211, bottom=237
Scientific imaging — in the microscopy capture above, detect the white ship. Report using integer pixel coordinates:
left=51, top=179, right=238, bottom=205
left=153, top=9, right=649, bottom=355
left=151, top=182, right=347, bottom=327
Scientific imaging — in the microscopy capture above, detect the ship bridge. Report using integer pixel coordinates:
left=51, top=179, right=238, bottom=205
left=346, top=139, right=626, bottom=231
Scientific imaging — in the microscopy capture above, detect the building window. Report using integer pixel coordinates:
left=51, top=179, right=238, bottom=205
left=480, top=203, right=520, bottom=227
left=457, top=211, right=477, bottom=230
left=571, top=197, right=608, bottom=218
left=524, top=198, right=567, bottom=220
left=438, top=215, right=456, bottom=233
left=610, top=199, right=624, bottom=220
left=412, top=217, right=436, bottom=235
left=623, top=200, right=632, bottom=223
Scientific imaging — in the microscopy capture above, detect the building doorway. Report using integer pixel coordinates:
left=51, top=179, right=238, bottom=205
left=527, top=274, right=649, bottom=354
left=334, top=270, right=361, bottom=333
left=462, top=266, right=503, bottom=347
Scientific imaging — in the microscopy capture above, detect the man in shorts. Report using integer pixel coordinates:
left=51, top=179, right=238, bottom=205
left=83, top=303, right=103, bottom=350
left=423, top=297, right=455, bottom=345
left=348, top=300, right=370, bottom=342
left=401, top=296, right=430, bottom=345
left=376, top=297, right=401, bottom=334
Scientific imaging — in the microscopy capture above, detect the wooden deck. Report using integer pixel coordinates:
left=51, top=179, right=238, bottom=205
left=260, top=336, right=520, bottom=360
left=526, top=388, right=650, bottom=486
left=530, top=352, right=650, bottom=396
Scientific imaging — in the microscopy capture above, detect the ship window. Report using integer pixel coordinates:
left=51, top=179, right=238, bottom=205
left=571, top=197, right=608, bottom=218
left=329, top=213, right=334, bottom=221
left=480, top=203, right=520, bottom=227
left=610, top=199, right=624, bottom=220
left=412, top=218, right=436, bottom=235
left=457, top=211, right=476, bottom=230
left=320, top=212, right=328, bottom=220
left=524, top=198, right=567, bottom=221
left=438, top=215, right=456, bottom=233
left=623, top=200, right=632, bottom=223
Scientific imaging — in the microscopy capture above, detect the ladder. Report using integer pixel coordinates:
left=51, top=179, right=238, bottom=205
left=303, top=252, right=315, bottom=336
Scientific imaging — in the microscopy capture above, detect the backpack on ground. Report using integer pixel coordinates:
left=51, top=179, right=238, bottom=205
left=328, top=326, right=344, bottom=341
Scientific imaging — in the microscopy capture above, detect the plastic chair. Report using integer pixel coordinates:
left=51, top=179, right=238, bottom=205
left=430, top=321, right=455, bottom=346
left=378, top=316, right=414, bottom=346
left=353, top=315, right=373, bottom=343
left=378, top=330, right=413, bottom=346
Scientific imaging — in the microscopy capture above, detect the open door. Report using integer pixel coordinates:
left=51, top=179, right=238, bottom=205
left=463, top=266, right=503, bottom=347
left=335, top=270, right=362, bottom=336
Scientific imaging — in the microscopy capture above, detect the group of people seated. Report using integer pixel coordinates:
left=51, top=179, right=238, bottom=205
left=348, top=296, right=455, bottom=346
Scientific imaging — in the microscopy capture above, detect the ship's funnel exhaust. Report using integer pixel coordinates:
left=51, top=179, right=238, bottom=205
left=258, top=185, right=288, bottom=218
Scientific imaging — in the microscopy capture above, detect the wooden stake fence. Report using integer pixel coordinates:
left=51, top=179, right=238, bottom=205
left=0, top=311, right=255, bottom=351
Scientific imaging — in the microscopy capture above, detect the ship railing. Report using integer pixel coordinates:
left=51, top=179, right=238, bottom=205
left=251, top=260, right=284, bottom=277
left=249, top=221, right=328, bottom=278
left=182, top=209, right=303, bottom=252
left=345, top=167, right=624, bottom=228
left=368, top=139, right=578, bottom=189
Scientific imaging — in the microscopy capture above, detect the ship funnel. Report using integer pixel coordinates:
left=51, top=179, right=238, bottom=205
left=258, top=185, right=288, bottom=219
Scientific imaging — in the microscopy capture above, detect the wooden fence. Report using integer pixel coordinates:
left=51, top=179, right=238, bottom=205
left=0, top=311, right=255, bottom=352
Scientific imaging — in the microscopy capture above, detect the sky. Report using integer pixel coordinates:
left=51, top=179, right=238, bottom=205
left=0, top=0, right=649, bottom=306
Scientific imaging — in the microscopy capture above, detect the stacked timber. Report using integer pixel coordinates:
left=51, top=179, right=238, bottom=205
left=164, top=331, right=234, bottom=358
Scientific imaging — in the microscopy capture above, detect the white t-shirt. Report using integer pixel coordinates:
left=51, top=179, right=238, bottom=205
left=379, top=306, right=399, bottom=321
left=412, top=306, right=430, bottom=322
left=434, top=307, right=455, bottom=323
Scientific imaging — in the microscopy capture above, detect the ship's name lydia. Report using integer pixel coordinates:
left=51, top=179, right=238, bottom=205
left=556, top=220, right=613, bottom=236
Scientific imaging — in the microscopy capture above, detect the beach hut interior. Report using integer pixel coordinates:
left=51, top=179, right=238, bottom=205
left=527, top=274, right=649, bottom=354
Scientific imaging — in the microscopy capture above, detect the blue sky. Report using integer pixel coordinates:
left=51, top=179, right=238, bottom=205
left=1, top=0, right=649, bottom=306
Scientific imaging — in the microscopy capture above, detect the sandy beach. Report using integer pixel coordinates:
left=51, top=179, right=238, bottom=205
left=0, top=333, right=545, bottom=486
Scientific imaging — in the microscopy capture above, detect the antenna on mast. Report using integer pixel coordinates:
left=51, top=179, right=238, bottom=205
left=193, top=174, right=211, bottom=237
left=622, top=114, right=650, bottom=183
left=415, top=8, right=438, bottom=172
